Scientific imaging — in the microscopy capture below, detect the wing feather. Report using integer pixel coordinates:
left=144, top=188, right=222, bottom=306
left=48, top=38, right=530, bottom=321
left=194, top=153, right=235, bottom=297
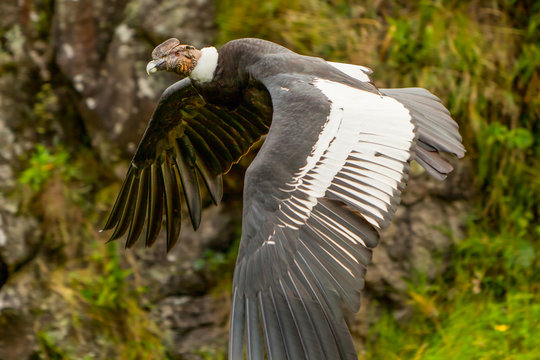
left=107, top=171, right=139, bottom=241
left=103, top=78, right=271, bottom=250
left=258, top=291, right=288, bottom=360
left=174, top=140, right=202, bottom=229
left=246, top=295, right=264, bottom=360
left=103, top=166, right=137, bottom=230
left=381, top=87, right=465, bottom=179
left=188, top=120, right=236, bottom=169
left=228, top=70, right=463, bottom=359
left=125, top=167, right=149, bottom=248
left=145, top=163, right=164, bottom=247
left=161, top=159, right=182, bottom=251
left=229, top=75, right=422, bottom=359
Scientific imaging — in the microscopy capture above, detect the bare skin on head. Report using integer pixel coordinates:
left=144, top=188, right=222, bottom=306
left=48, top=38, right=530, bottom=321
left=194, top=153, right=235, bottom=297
left=146, top=38, right=201, bottom=76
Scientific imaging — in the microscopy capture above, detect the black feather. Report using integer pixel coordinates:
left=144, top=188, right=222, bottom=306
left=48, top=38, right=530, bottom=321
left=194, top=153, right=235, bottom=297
left=102, top=166, right=136, bottom=230
left=107, top=173, right=139, bottom=242
left=145, top=163, right=164, bottom=247
left=174, top=139, right=202, bottom=230
left=161, top=158, right=182, bottom=252
left=125, top=167, right=149, bottom=248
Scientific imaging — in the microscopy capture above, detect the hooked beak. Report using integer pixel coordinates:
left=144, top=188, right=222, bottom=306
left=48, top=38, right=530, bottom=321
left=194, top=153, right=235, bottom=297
left=146, top=59, right=166, bottom=75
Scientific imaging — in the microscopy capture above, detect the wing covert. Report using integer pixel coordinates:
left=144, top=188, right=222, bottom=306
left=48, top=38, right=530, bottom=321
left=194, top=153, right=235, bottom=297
left=103, top=78, right=272, bottom=250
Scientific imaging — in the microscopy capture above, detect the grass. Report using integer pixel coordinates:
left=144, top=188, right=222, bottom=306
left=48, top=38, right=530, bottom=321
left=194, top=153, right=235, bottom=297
left=365, top=290, right=540, bottom=360
left=363, top=225, right=539, bottom=359
left=361, top=221, right=539, bottom=357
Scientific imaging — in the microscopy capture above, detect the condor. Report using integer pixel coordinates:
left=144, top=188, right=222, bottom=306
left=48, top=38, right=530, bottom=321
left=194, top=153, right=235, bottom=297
left=103, top=38, right=465, bottom=360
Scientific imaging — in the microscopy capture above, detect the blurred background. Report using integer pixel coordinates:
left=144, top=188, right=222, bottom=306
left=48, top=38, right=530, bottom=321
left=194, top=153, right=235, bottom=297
left=0, top=0, right=538, bottom=359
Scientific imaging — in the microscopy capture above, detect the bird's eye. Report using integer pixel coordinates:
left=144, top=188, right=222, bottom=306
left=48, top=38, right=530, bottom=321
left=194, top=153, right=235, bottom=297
left=175, top=51, right=180, bottom=56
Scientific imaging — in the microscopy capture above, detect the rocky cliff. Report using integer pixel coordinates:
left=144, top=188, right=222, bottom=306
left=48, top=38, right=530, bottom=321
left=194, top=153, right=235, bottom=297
left=0, top=1, right=471, bottom=358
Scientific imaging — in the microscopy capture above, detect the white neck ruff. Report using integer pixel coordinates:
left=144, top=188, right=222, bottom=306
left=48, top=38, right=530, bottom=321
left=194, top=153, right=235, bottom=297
left=190, top=47, right=218, bottom=83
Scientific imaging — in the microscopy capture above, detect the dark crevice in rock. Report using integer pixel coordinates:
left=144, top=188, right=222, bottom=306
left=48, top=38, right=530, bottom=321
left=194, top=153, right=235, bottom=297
left=48, top=60, right=93, bottom=149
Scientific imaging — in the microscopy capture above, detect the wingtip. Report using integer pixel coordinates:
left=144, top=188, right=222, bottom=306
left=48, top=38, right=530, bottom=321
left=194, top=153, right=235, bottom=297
left=166, top=237, right=179, bottom=253
left=190, top=213, right=202, bottom=231
left=215, top=174, right=224, bottom=203
left=105, top=236, right=116, bottom=244
left=187, top=196, right=202, bottom=231
left=206, top=174, right=223, bottom=205
left=125, top=239, right=137, bottom=250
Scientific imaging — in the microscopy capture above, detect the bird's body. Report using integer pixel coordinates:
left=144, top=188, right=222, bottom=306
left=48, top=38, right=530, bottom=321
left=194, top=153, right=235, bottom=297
left=104, top=38, right=464, bottom=359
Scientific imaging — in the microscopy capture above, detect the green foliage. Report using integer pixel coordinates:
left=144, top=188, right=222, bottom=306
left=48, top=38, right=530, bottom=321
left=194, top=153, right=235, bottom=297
left=216, top=0, right=379, bottom=59
left=18, top=144, right=76, bottom=191
left=18, top=141, right=165, bottom=359
left=37, top=330, right=71, bottom=360
left=73, top=243, right=134, bottom=310
left=32, top=82, right=60, bottom=135
left=365, top=226, right=540, bottom=359
left=73, top=242, right=164, bottom=359
left=18, top=82, right=77, bottom=192
left=365, top=291, right=540, bottom=360
left=45, top=241, right=166, bottom=359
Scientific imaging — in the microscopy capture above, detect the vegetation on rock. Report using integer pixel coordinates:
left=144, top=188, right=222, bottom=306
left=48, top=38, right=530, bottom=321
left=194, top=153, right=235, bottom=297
left=0, top=0, right=538, bottom=359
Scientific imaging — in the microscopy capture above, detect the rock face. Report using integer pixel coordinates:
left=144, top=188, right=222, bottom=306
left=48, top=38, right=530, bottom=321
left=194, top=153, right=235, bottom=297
left=0, top=1, right=471, bottom=358
left=53, top=0, right=216, bottom=160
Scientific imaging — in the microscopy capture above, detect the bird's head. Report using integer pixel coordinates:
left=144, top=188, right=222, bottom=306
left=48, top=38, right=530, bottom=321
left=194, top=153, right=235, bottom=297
left=146, top=38, right=201, bottom=77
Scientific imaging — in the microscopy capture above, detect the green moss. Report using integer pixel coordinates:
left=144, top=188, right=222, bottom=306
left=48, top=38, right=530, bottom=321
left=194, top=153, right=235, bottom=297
left=43, top=241, right=166, bottom=360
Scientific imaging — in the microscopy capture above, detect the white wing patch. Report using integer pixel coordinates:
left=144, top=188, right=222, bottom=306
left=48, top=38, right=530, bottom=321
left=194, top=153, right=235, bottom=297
left=327, top=62, right=373, bottom=82
left=276, top=79, right=415, bottom=230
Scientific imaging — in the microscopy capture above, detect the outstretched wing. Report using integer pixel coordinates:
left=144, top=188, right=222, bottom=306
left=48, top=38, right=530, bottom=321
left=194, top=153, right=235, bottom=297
left=102, top=78, right=272, bottom=251
left=228, top=73, right=418, bottom=360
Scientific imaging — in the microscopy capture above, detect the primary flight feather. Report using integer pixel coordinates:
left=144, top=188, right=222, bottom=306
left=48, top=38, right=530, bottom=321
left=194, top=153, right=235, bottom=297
left=103, top=37, right=465, bottom=359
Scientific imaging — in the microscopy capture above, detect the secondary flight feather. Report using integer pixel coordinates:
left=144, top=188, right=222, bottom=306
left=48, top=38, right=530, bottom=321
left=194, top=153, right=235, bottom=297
left=102, top=37, right=465, bottom=359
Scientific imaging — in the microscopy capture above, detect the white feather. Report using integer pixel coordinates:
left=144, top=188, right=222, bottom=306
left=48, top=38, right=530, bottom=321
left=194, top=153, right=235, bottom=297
left=327, top=61, right=372, bottom=82
left=190, top=47, right=218, bottom=83
left=275, top=79, right=415, bottom=231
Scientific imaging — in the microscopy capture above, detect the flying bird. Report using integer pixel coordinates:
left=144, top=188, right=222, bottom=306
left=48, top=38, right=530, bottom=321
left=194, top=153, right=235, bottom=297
left=102, top=38, right=465, bottom=359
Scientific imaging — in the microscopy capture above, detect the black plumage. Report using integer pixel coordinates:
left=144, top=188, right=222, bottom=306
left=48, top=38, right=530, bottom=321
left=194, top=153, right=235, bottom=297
left=103, top=38, right=465, bottom=359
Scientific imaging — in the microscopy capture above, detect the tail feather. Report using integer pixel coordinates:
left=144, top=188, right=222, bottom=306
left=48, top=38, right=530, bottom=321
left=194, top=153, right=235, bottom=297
left=381, top=87, right=465, bottom=180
